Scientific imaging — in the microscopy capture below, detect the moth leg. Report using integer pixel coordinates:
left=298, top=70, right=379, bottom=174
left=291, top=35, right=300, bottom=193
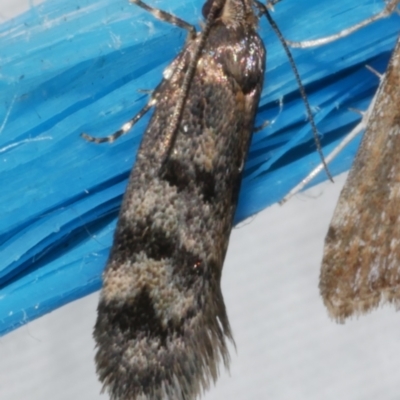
left=81, top=1, right=198, bottom=145
left=287, top=0, right=400, bottom=48
left=253, top=120, right=270, bottom=132
left=254, top=96, right=284, bottom=132
left=130, top=0, right=197, bottom=42
left=81, top=97, right=156, bottom=144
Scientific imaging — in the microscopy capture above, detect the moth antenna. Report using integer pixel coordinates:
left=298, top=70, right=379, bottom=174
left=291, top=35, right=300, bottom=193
left=255, top=0, right=333, bottom=183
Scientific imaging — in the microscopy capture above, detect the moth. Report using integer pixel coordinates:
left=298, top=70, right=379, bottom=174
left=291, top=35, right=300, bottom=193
left=278, top=0, right=400, bottom=322
left=320, top=35, right=400, bottom=322
left=82, top=0, right=267, bottom=399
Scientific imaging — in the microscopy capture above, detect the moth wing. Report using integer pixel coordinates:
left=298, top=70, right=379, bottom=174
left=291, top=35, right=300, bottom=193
left=320, top=37, right=400, bottom=322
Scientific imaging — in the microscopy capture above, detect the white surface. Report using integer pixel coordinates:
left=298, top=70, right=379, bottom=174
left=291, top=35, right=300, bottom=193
left=2, top=173, right=400, bottom=400
left=3, top=2, right=400, bottom=400
left=0, top=0, right=45, bottom=22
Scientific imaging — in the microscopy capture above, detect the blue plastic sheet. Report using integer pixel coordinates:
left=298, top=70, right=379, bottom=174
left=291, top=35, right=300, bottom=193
left=0, top=0, right=398, bottom=335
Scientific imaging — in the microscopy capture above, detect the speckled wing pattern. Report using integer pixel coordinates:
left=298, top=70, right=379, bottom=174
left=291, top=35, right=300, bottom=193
left=320, top=36, right=400, bottom=322
left=93, top=1, right=266, bottom=399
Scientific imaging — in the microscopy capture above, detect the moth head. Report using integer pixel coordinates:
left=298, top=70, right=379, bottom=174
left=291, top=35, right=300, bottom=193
left=202, top=0, right=258, bottom=27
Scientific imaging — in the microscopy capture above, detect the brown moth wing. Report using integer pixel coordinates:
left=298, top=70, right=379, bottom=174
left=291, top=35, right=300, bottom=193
left=320, top=36, right=400, bottom=322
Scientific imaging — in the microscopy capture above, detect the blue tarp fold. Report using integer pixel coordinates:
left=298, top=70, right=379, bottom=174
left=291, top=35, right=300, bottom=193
left=0, top=0, right=398, bottom=334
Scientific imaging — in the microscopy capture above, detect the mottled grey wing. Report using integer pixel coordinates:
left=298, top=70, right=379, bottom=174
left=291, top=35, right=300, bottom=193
left=94, top=14, right=265, bottom=400
left=320, top=36, right=400, bottom=322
